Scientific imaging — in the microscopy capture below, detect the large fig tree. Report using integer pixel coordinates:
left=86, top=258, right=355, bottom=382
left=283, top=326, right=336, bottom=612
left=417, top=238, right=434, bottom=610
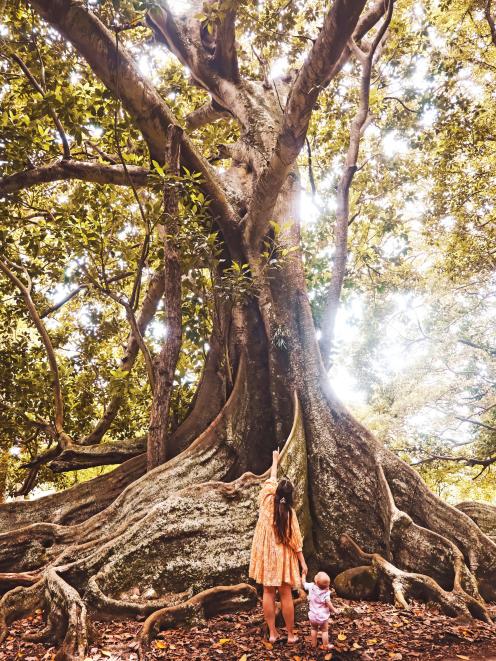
left=0, top=0, right=495, bottom=658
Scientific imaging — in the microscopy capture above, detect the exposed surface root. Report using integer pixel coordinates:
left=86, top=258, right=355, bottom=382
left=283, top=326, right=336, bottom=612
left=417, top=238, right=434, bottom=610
left=457, top=501, right=496, bottom=541
left=138, top=583, right=258, bottom=655
left=381, top=450, right=496, bottom=602
left=337, top=534, right=492, bottom=624
left=44, top=567, right=92, bottom=661
left=0, top=394, right=308, bottom=660
left=0, top=581, right=44, bottom=644
left=376, top=463, right=481, bottom=599
left=332, top=462, right=493, bottom=624
left=0, top=454, right=146, bottom=532
left=0, top=571, right=39, bottom=590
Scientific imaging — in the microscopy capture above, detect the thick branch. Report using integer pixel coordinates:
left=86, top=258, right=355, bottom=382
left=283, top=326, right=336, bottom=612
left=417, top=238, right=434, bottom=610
left=328, top=0, right=392, bottom=80
left=28, top=0, right=243, bottom=260
left=414, top=453, right=496, bottom=470
left=185, top=101, right=231, bottom=131
left=11, top=52, right=71, bottom=159
left=0, top=159, right=149, bottom=196
left=208, top=3, right=240, bottom=81
left=146, top=1, right=239, bottom=97
left=485, top=0, right=496, bottom=47
left=0, top=260, right=70, bottom=446
left=320, top=0, right=393, bottom=368
left=245, top=0, right=367, bottom=247
left=80, top=269, right=165, bottom=446
left=148, top=125, right=183, bottom=470
left=48, top=437, right=146, bottom=473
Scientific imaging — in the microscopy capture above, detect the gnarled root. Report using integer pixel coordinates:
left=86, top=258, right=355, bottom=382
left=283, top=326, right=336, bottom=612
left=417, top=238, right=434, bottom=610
left=0, top=454, right=146, bottom=532
left=0, top=571, right=39, bottom=591
left=0, top=393, right=308, bottom=660
left=138, top=583, right=258, bottom=656
left=381, top=452, right=496, bottom=602
left=0, top=581, right=44, bottom=644
left=337, top=534, right=492, bottom=624
left=44, top=567, right=93, bottom=661
left=457, top=501, right=496, bottom=542
left=334, top=462, right=494, bottom=622
left=0, top=569, right=92, bottom=658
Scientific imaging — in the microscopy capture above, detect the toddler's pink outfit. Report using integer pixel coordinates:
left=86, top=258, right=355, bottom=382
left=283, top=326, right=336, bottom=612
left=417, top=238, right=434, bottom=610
left=303, top=581, right=331, bottom=626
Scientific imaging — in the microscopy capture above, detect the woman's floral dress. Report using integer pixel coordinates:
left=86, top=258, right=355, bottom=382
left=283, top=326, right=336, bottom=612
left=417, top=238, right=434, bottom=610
left=249, top=477, right=303, bottom=587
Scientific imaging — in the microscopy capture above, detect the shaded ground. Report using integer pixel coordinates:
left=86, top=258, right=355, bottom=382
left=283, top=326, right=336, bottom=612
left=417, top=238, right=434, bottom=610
left=1, top=598, right=495, bottom=660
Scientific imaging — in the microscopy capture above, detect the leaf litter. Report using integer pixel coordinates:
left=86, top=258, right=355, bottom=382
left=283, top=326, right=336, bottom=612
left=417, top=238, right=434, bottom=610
left=1, top=597, right=495, bottom=660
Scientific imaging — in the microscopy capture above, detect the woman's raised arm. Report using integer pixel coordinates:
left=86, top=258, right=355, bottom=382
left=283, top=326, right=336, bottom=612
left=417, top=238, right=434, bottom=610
left=270, top=450, right=279, bottom=481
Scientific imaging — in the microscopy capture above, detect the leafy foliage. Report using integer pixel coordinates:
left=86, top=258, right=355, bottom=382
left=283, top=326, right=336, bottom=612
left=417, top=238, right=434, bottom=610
left=0, top=0, right=495, bottom=503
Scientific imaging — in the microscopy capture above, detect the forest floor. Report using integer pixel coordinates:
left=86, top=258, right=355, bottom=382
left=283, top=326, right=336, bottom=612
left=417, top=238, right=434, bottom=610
left=1, top=597, right=495, bottom=660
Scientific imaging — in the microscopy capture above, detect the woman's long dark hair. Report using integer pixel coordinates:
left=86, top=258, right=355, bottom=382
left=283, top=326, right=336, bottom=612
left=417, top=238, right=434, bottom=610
left=273, top=478, right=294, bottom=545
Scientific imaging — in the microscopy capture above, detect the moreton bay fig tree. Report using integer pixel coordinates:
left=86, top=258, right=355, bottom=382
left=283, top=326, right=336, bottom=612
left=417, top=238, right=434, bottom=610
left=0, top=0, right=495, bottom=658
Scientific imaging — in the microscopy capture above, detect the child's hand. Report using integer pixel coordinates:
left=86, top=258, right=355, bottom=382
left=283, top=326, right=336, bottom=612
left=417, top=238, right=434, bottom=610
left=272, top=450, right=280, bottom=463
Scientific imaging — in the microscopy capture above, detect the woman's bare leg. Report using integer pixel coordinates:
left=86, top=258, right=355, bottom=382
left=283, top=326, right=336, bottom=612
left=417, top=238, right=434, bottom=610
left=279, top=583, right=297, bottom=642
left=262, top=586, right=278, bottom=641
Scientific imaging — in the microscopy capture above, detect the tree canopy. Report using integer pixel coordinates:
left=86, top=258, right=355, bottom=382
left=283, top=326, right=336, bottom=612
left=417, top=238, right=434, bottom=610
left=1, top=0, right=494, bottom=502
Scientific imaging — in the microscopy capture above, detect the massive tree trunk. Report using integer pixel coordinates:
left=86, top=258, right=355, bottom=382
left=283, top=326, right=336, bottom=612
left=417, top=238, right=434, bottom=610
left=1, top=0, right=495, bottom=658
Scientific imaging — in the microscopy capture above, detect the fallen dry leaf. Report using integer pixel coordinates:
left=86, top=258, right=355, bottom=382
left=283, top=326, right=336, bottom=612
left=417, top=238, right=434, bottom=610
left=2, top=596, right=495, bottom=661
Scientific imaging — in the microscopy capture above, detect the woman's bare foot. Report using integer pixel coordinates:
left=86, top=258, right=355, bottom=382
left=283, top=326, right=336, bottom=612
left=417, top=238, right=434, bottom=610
left=268, top=631, right=280, bottom=643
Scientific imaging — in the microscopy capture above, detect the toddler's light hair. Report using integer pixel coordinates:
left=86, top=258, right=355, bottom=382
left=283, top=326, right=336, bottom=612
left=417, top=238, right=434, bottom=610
left=315, top=571, right=331, bottom=587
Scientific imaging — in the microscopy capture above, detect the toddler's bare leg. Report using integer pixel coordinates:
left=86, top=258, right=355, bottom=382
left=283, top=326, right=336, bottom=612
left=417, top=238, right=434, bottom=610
left=310, top=624, right=318, bottom=647
left=321, top=621, right=330, bottom=648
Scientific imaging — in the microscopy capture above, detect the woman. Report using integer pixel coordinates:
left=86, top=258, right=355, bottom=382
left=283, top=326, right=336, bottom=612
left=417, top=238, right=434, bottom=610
left=249, top=449, right=308, bottom=643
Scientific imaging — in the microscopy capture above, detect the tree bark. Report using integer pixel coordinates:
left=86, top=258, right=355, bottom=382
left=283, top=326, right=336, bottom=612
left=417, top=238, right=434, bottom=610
left=0, top=160, right=149, bottom=196
left=148, top=126, right=183, bottom=470
left=2, top=3, right=496, bottom=659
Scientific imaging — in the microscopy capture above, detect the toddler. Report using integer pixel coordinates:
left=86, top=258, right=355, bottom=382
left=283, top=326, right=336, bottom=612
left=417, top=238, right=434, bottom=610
left=302, top=571, right=338, bottom=649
